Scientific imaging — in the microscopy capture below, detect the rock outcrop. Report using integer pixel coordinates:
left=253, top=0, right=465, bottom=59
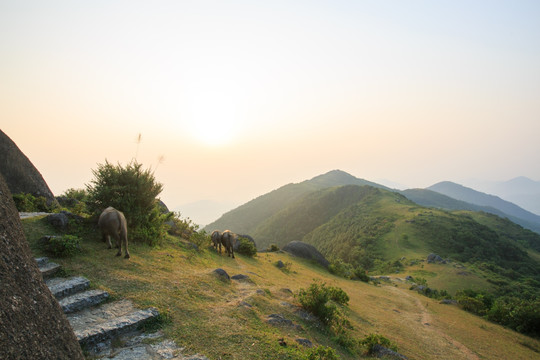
left=0, top=174, right=84, bottom=359
left=0, top=130, right=57, bottom=205
left=282, top=241, right=329, bottom=268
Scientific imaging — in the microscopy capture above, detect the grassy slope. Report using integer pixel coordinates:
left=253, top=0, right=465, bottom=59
left=23, top=216, right=540, bottom=360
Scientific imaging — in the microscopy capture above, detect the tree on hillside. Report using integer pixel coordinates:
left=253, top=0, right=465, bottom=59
left=86, top=160, right=172, bottom=245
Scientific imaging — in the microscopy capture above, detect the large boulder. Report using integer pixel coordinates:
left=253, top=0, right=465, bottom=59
left=0, top=130, right=57, bottom=206
left=282, top=241, right=329, bottom=268
left=0, top=174, right=84, bottom=359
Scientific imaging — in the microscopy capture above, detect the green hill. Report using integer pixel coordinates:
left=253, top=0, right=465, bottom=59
left=204, top=170, right=389, bottom=235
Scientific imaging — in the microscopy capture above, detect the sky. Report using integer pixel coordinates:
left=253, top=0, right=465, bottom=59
left=2, top=1, right=540, bottom=224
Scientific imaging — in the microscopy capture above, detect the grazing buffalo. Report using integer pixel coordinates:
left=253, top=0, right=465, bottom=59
left=98, top=207, right=130, bottom=259
left=211, top=230, right=222, bottom=253
left=221, top=230, right=238, bottom=259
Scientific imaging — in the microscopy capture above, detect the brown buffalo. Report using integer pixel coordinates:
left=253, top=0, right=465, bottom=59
left=221, top=230, right=238, bottom=258
left=211, top=230, right=222, bottom=253
left=98, top=207, right=130, bottom=259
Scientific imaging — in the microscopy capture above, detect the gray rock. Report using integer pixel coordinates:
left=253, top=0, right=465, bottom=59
left=36, top=256, right=61, bottom=279
left=46, top=276, right=90, bottom=299
left=213, top=268, right=230, bottom=281
left=276, top=260, right=285, bottom=268
left=266, top=314, right=302, bottom=330
left=439, top=299, right=458, bottom=305
left=74, top=307, right=159, bottom=345
left=405, top=275, right=413, bottom=281
left=0, top=175, right=83, bottom=359
left=282, top=241, right=329, bottom=268
left=372, top=344, right=408, bottom=359
left=427, top=253, right=444, bottom=263
left=295, top=338, right=314, bottom=347
left=231, top=274, right=250, bottom=281
left=47, top=212, right=69, bottom=228
left=59, top=289, right=110, bottom=314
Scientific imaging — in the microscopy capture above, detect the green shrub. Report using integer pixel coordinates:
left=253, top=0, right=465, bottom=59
left=167, top=212, right=198, bottom=238
left=189, top=230, right=210, bottom=250
left=360, top=333, right=398, bottom=354
left=41, top=235, right=81, bottom=257
left=237, top=237, right=257, bottom=257
left=58, top=188, right=88, bottom=215
left=13, top=193, right=49, bottom=212
left=86, top=160, right=172, bottom=245
left=305, top=345, right=340, bottom=360
left=267, top=244, right=280, bottom=252
left=297, top=282, right=349, bottom=326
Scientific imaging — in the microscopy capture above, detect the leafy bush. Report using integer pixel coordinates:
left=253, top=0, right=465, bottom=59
left=40, top=235, right=81, bottom=257
left=57, top=188, right=88, bottom=215
left=189, top=230, right=210, bottom=250
left=267, top=244, right=280, bottom=252
left=305, top=345, right=340, bottom=360
left=86, top=160, right=172, bottom=245
left=486, top=297, right=540, bottom=336
left=297, top=282, right=349, bottom=326
left=237, top=237, right=257, bottom=257
left=359, top=333, right=398, bottom=355
left=167, top=212, right=198, bottom=238
left=13, top=193, right=50, bottom=212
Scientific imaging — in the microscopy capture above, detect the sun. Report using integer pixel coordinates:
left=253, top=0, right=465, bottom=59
left=190, top=113, right=239, bottom=147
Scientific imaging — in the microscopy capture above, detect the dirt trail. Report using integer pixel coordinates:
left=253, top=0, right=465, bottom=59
left=387, top=286, right=479, bottom=360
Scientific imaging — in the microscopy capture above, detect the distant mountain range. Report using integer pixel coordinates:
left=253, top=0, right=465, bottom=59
left=461, top=177, right=540, bottom=216
left=402, top=182, right=540, bottom=234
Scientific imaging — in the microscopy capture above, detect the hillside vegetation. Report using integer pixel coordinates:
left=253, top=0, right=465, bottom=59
left=204, top=170, right=388, bottom=235
left=22, top=216, right=540, bottom=359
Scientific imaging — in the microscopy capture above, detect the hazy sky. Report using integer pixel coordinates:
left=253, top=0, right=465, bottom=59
left=2, top=1, right=540, bottom=219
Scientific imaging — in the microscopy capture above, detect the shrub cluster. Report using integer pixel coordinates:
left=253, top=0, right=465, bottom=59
left=296, top=281, right=349, bottom=328
left=13, top=193, right=50, bottom=212
left=40, top=235, right=81, bottom=257
left=359, top=333, right=398, bottom=355
left=328, top=259, right=369, bottom=282
left=237, top=237, right=257, bottom=257
left=86, top=160, right=172, bottom=246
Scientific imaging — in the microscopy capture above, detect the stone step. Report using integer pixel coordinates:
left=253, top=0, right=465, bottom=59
left=59, top=289, right=110, bottom=314
left=74, top=307, right=159, bottom=346
left=46, top=276, right=90, bottom=299
left=35, top=257, right=61, bottom=279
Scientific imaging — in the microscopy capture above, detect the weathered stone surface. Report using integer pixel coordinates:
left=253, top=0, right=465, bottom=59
left=37, top=257, right=61, bottom=279
left=46, top=276, right=90, bottom=299
left=266, top=314, right=303, bottom=330
left=231, top=274, right=250, bottom=281
left=75, top=307, right=159, bottom=345
left=427, top=253, right=444, bottom=263
left=296, top=338, right=314, bottom=347
left=59, top=289, right=110, bottom=314
left=47, top=212, right=69, bottom=228
left=0, top=175, right=83, bottom=359
left=439, top=299, right=458, bottom=305
left=372, top=344, right=408, bottom=359
left=0, top=130, right=57, bottom=205
left=213, top=268, right=230, bottom=281
left=282, top=241, right=329, bottom=268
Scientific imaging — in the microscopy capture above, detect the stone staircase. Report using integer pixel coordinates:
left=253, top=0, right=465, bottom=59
left=36, top=257, right=207, bottom=359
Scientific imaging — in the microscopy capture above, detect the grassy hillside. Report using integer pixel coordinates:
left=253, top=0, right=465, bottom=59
left=204, top=170, right=389, bottom=236
left=22, top=216, right=540, bottom=359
